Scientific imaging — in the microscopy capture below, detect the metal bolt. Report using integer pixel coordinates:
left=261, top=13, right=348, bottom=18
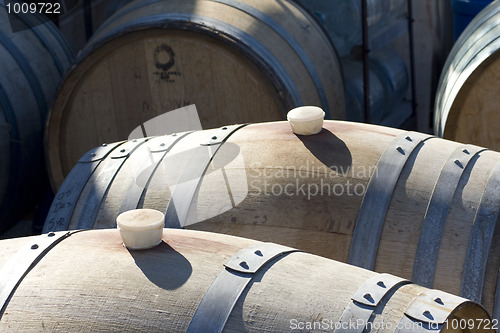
left=396, top=146, right=405, bottom=155
left=254, top=250, right=263, bottom=257
left=133, top=139, right=137, bottom=142
left=102, top=143, right=107, bottom=147
left=422, top=310, right=433, bottom=320
left=31, top=244, right=39, bottom=250
left=434, top=297, right=444, bottom=305
left=172, top=133, right=177, bottom=137
left=239, top=261, right=249, bottom=270
left=120, top=149, right=126, bottom=153
left=463, top=149, right=470, bottom=155
left=454, top=159, right=464, bottom=168
left=160, top=143, right=166, bottom=147
left=363, top=293, right=374, bottom=303
left=212, top=136, right=218, bottom=141
left=47, top=232, right=55, bottom=237
left=90, top=153, right=96, bottom=157
left=222, top=127, right=228, bottom=130
left=376, top=281, right=386, bottom=288
left=405, top=136, right=412, bottom=142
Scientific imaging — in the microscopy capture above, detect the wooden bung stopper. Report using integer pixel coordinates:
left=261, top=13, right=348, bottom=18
left=116, top=209, right=164, bottom=250
left=287, top=106, right=325, bottom=135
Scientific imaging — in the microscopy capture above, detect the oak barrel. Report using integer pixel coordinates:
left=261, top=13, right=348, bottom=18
left=44, top=120, right=500, bottom=318
left=0, top=5, right=73, bottom=231
left=435, top=0, right=500, bottom=151
left=0, top=229, right=493, bottom=332
left=45, top=0, right=345, bottom=190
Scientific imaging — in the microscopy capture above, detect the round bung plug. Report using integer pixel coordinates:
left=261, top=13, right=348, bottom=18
left=287, top=106, right=325, bottom=135
left=116, top=209, right=164, bottom=250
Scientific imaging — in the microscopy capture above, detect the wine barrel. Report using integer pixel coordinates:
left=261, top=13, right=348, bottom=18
left=0, top=229, right=492, bottom=332
left=0, top=5, right=73, bottom=231
left=43, top=120, right=500, bottom=318
left=435, top=0, right=500, bottom=151
left=45, top=0, right=345, bottom=191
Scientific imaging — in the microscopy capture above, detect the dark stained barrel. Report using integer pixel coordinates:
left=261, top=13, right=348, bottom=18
left=0, top=5, right=73, bottom=232
left=43, top=120, right=500, bottom=319
left=45, top=0, right=345, bottom=191
left=0, top=229, right=492, bottom=332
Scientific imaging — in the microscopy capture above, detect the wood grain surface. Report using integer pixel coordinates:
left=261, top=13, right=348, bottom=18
left=0, top=229, right=492, bottom=332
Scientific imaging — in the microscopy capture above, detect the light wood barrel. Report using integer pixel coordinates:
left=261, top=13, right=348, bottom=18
left=0, top=5, right=73, bottom=231
left=43, top=120, right=500, bottom=317
left=45, top=0, right=345, bottom=191
left=0, top=229, right=492, bottom=332
left=434, top=0, right=500, bottom=151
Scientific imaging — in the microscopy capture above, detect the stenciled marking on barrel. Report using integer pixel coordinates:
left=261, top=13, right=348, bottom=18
left=152, top=43, right=181, bottom=82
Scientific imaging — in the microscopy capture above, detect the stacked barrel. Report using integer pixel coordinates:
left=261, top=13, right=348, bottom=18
left=0, top=3, right=73, bottom=233
left=39, top=119, right=500, bottom=329
left=3, top=0, right=500, bottom=331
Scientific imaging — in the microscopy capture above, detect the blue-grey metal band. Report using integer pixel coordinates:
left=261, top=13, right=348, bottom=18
left=75, top=139, right=148, bottom=230
left=0, top=29, right=47, bottom=120
left=118, top=133, right=191, bottom=214
left=186, top=242, right=297, bottom=333
left=211, top=0, right=330, bottom=117
left=395, top=289, right=471, bottom=332
left=94, top=13, right=303, bottom=108
left=90, top=0, right=163, bottom=40
left=461, top=159, right=500, bottom=302
left=348, top=131, right=432, bottom=269
left=334, top=273, right=411, bottom=333
left=42, top=142, right=125, bottom=233
left=0, top=230, right=82, bottom=319
left=165, top=124, right=247, bottom=228
left=413, top=145, right=487, bottom=288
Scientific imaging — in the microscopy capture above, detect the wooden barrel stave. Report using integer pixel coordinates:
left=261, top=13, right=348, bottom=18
left=0, top=229, right=492, bottom=332
left=44, top=121, right=500, bottom=316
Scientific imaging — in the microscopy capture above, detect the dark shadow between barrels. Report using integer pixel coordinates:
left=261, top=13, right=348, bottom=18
left=127, top=240, right=192, bottom=290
